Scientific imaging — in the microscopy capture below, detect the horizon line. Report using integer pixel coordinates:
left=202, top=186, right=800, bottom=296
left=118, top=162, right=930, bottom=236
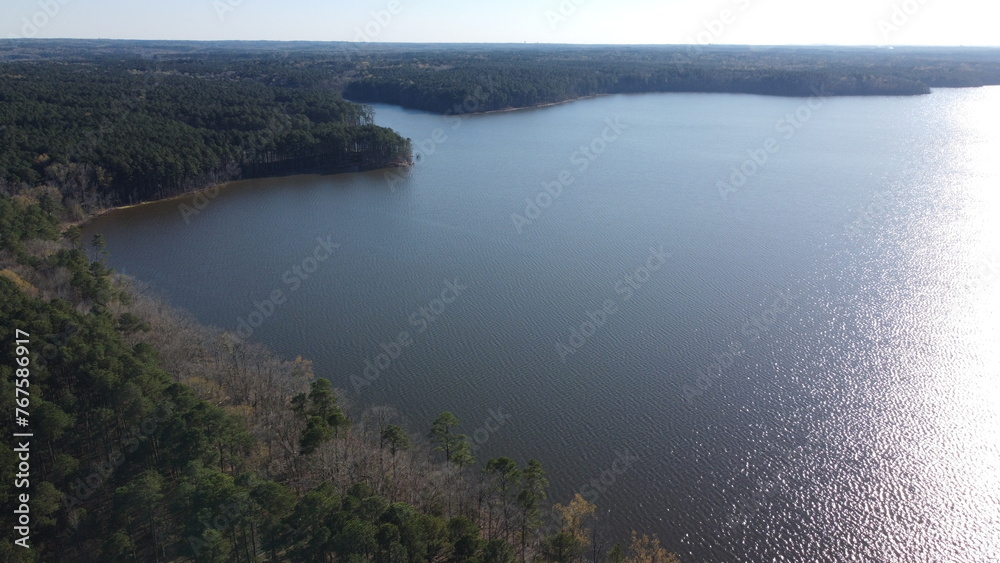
left=2, top=37, right=1000, bottom=49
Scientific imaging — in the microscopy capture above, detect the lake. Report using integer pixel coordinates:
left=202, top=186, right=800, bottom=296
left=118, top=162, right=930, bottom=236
left=83, top=88, right=1000, bottom=561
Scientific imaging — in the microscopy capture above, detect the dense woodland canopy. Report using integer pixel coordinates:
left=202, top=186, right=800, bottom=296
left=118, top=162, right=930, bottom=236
left=1, top=40, right=998, bottom=561
left=342, top=44, right=1000, bottom=112
left=0, top=49, right=411, bottom=209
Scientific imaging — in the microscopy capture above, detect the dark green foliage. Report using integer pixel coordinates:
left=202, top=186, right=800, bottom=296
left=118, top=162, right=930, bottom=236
left=300, top=415, right=335, bottom=455
left=448, top=516, right=485, bottom=561
left=541, top=531, right=584, bottom=563
left=0, top=272, right=252, bottom=559
left=517, top=459, right=549, bottom=559
left=334, top=519, right=379, bottom=558
left=381, top=424, right=410, bottom=455
left=482, top=538, right=516, bottom=563
left=275, top=482, right=342, bottom=560
left=431, top=411, right=476, bottom=468
left=116, top=311, right=151, bottom=335
left=294, top=378, right=349, bottom=455
left=51, top=246, right=114, bottom=303
left=608, top=542, right=625, bottom=563
left=0, top=55, right=411, bottom=208
left=342, top=45, right=1000, bottom=113
left=0, top=196, right=60, bottom=252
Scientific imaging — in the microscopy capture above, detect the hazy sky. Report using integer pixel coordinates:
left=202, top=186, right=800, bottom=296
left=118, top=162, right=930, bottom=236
left=3, top=0, right=996, bottom=46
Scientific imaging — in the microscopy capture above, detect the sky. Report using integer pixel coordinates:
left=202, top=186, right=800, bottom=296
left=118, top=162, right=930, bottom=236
left=3, top=0, right=997, bottom=47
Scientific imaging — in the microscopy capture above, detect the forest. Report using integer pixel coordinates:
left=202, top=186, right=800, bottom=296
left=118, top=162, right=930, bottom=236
left=2, top=40, right=999, bottom=561
left=341, top=44, right=1000, bottom=112
left=0, top=52, right=412, bottom=209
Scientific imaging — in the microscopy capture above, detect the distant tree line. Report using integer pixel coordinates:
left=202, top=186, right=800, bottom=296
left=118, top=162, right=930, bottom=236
left=343, top=58, right=927, bottom=114
left=341, top=45, right=1000, bottom=113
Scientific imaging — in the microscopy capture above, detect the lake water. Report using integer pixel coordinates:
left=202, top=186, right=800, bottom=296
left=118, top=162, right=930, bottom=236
left=83, top=88, right=1000, bottom=561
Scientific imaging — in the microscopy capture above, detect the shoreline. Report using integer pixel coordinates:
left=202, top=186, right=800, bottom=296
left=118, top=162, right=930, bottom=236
left=67, top=160, right=412, bottom=231
left=366, top=86, right=941, bottom=118
left=476, top=94, right=608, bottom=115
left=66, top=182, right=240, bottom=230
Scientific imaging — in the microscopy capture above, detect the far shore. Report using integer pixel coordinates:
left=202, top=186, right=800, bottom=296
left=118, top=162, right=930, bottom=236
left=60, top=80, right=944, bottom=233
